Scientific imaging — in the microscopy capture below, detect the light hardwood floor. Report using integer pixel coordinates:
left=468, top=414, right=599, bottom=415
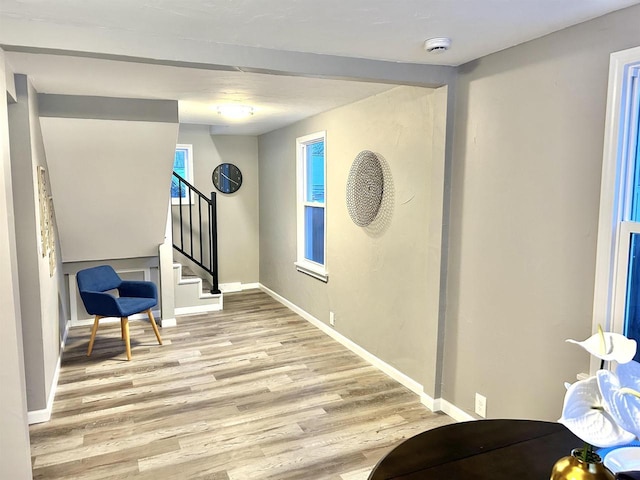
left=30, top=289, right=452, bottom=479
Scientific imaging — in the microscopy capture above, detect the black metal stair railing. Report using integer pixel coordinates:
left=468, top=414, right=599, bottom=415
left=171, top=172, right=221, bottom=294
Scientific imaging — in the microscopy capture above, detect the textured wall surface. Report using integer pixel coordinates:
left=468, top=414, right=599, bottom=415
left=259, top=86, right=447, bottom=393
left=444, top=5, right=640, bottom=420
left=177, top=125, right=259, bottom=286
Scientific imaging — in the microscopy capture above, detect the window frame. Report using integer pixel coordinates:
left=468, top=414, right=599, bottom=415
left=171, top=144, right=194, bottom=205
left=592, top=46, right=640, bottom=373
left=295, top=131, right=328, bottom=282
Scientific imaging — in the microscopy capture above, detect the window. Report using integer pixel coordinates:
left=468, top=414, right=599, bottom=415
left=296, top=131, right=328, bottom=281
left=592, top=46, right=640, bottom=367
left=171, top=144, right=193, bottom=204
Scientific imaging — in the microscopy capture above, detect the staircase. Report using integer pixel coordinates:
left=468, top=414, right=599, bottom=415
left=171, top=171, right=223, bottom=314
left=173, top=263, right=222, bottom=314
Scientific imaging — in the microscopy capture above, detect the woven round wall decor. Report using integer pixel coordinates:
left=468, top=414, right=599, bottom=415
left=346, top=150, right=384, bottom=227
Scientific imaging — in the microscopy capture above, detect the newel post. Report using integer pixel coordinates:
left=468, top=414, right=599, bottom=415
left=210, top=192, right=221, bottom=294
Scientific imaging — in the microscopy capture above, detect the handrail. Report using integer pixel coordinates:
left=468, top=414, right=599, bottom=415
left=171, top=172, right=220, bottom=294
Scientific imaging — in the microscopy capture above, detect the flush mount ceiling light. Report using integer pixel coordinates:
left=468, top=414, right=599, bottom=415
left=424, top=37, right=451, bottom=54
left=216, top=104, right=254, bottom=118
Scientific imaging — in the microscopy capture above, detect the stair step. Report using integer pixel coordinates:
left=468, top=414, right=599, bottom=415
left=172, top=262, right=223, bottom=314
left=179, top=265, right=213, bottom=292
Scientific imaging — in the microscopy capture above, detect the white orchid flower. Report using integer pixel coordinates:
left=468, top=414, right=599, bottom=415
left=558, top=376, right=636, bottom=447
left=566, top=326, right=637, bottom=364
left=598, top=361, right=640, bottom=439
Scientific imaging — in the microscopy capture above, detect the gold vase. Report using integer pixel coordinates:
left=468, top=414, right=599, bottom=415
left=550, top=449, right=615, bottom=480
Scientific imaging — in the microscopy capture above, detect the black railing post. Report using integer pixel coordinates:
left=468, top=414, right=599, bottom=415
left=198, top=198, right=203, bottom=266
left=188, top=186, right=193, bottom=257
left=178, top=177, right=184, bottom=250
left=171, top=172, right=220, bottom=295
left=210, top=192, right=221, bottom=294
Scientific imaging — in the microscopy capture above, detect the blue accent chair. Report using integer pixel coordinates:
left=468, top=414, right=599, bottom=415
left=76, top=265, right=162, bottom=360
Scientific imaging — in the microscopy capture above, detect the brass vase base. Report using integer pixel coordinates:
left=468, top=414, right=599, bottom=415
left=550, top=449, right=615, bottom=480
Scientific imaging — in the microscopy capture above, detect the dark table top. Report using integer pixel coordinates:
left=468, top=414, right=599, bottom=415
left=368, top=419, right=583, bottom=479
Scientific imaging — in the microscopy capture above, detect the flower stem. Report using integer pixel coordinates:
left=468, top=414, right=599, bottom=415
left=619, top=387, right=640, bottom=399
left=598, top=325, right=606, bottom=355
left=582, top=443, right=593, bottom=463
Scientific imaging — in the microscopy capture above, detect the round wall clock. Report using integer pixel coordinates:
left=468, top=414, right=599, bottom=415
left=212, top=163, right=243, bottom=194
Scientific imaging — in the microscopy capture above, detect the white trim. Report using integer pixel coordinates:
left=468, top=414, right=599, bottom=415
left=117, top=267, right=152, bottom=281
left=219, top=282, right=261, bottom=293
left=172, top=143, right=194, bottom=205
left=61, top=318, right=70, bottom=347
left=28, top=318, right=70, bottom=425
left=175, top=304, right=222, bottom=315
left=260, top=283, right=423, bottom=397
left=220, top=282, right=242, bottom=293
left=294, top=262, right=329, bottom=282
left=592, top=45, right=640, bottom=374
left=420, top=392, right=440, bottom=412
left=260, top=283, right=476, bottom=421
left=159, top=317, right=177, bottom=328
left=199, top=292, right=220, bottom=299
left=296, top=131, right=328, bottom=279
left=438, top=399, right=476, bottom=423
left=28, top=400, right=52, bottom=425
left=69, top=273, right=78, bottom=324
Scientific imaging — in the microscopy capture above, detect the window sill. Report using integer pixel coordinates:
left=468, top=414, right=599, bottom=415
left=295, top=262, right=329, bottom=283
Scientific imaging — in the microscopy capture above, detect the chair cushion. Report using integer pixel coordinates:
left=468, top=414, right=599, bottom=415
left=77, top=265, right=158, bottom=318
left=115, top=297, right=157, bottom=317
left=77, top=265, right=121, bottom=293
left=119, top=280, right=157, bottom=299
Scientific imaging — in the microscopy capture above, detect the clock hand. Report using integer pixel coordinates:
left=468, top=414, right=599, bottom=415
left=220, top=171, right=239, bottom=185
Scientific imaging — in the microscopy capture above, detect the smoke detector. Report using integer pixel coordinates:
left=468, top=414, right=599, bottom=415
left=424, top=37, right=451, bottom=53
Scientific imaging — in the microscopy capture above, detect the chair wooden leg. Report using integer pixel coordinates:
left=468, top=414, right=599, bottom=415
left=146, top=309, right=163, bottom=345
left=87, top=315, right=103, bottom=357
left=121, top=317, right=132, bottom=361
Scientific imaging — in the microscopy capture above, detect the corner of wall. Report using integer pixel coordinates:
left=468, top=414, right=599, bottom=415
left=0, top=45, right=34, bottom=480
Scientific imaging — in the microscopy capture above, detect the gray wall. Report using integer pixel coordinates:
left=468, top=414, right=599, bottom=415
left=0, top=17, right=637, bottom=480
left=444, top=5, right=640, bottom=419
left=259, top=86, right=447, bottom=394
left=37, top=95, right=179, bottom=263
left=0, top=47, right=33, bottom=480
left=177, top=124, right=259, bottom=286
left=8, top=74, right=67, bottom=413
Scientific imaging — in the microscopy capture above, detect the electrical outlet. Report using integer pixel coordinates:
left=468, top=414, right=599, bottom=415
left=475, top=393, right=487, bottom=418
left=329, top=311, right=335, bottom=326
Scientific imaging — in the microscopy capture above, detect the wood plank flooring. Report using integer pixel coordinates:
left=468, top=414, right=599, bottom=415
left=30, top=289, right=453, bottom=480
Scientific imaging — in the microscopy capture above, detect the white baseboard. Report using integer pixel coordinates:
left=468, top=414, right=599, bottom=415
left=61, top=318, right=70, bottom=348
left=260, top=284, right=424, bottom=397
left=175, top=304, right=222, bottom=316
left=220, top=282, right=242, bottom=293
left=28, top=319, right=70, bottom=425
left=28, top=405, right=52, bottom=425
left=160, top=317, right=177, bottom=328
left=420, top=392, right=440, bottom=412
left=259, top=283, right=475, bottom=423
left=220, top=282, right=260, bottom=293
left=439, top=399, right=476, bottom=422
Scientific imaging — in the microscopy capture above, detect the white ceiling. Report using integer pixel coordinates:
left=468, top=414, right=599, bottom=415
left=5, top=53, right=395, bottom=135
left=2, top=0, right=639, bottom=134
